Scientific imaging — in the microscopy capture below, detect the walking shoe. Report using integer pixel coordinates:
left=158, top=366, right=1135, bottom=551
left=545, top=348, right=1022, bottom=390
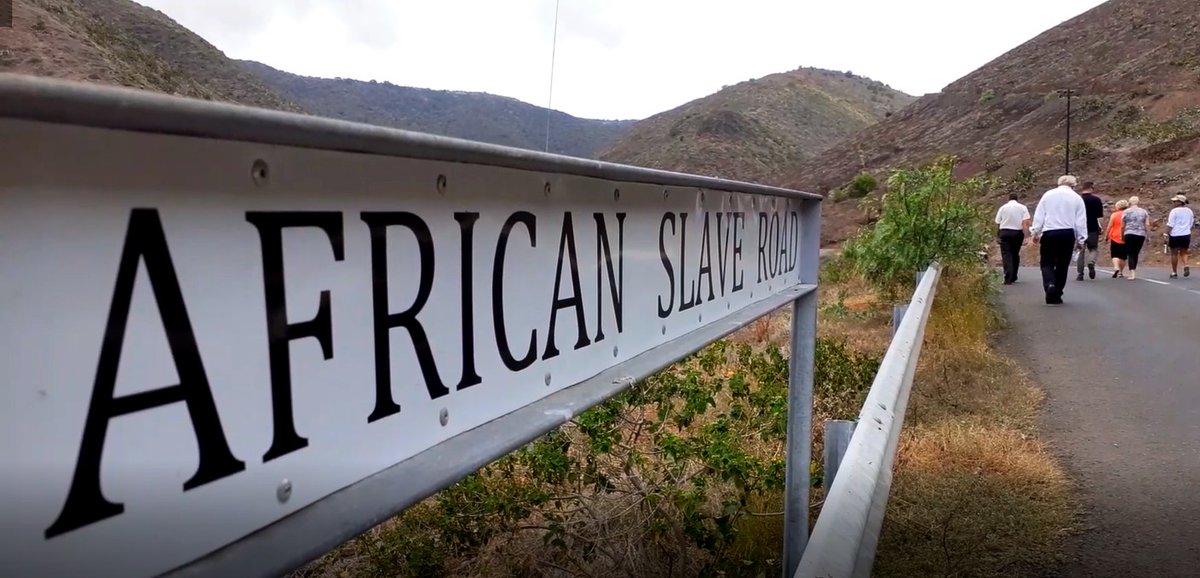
left=1089, top=264, right=1096, bottom=279
left=1186, top=266, right=1191, bottom=277
left=1112, top=270, right=1120, bottom=278
left=1170, top=273, right=1178, bottom=279
left=1076, top=273, right=1084, bottom=281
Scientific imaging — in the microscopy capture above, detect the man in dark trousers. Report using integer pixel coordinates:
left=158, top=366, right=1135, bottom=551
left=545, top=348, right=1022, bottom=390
left=1076, top=181, right=1105, bottom=280
left=994, top=192, right=1032, bottom=285
left=1032, top=176, right=1088, bottom=304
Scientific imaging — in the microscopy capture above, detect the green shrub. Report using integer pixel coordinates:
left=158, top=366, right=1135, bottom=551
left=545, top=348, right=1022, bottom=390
left=841, top=156, right=992, bottom=300
left=813, top=338, right=882, bottom=420
left=978, top=89, right=996, bottom=105
left=338, top=336, right=882, bottom=577
left=849, top=173, right=878, bottom=197
left=1005, top=165, right=1038, bottom=194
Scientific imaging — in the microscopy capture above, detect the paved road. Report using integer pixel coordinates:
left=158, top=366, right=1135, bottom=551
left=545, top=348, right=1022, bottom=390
left=1000, top=266, right=1200, bottom=577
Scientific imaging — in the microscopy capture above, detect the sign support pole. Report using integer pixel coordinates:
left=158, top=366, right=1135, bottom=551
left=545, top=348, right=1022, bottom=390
left=782, top=199, right=822, bottom=577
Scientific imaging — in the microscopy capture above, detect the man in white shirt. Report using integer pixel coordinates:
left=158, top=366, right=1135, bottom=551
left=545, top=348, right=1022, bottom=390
left=1165, top=194, right=1194, bottom=278
left=1031, top=175, right=1089, bottom=304
left=994, top=192, right=1032, bottom=285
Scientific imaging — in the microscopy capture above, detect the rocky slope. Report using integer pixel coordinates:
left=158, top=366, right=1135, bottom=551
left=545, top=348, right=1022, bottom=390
left=787, top=0, right=1200, bottom=244
left=0, top=0, right=300, bottom=110
left=599, top=68, right=915, bottom=184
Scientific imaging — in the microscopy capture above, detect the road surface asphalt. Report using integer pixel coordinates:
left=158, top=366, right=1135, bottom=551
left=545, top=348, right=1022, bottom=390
left=1000, top=265, right=1200, bottom=577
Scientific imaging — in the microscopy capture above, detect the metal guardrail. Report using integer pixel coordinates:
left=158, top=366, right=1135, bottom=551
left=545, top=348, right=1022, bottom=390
left=794, top=262, right=943, bottom=578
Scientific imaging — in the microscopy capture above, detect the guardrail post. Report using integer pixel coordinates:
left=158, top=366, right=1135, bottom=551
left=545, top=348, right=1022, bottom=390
left=783, top=198, right=821, bottom=578
left=823, top=419, right=857, bottom=488
left=891, top=304, right=909, bottom=337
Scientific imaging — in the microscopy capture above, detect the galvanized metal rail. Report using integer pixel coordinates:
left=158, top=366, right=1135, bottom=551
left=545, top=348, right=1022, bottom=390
left=794, top=263, right=943, bottom=578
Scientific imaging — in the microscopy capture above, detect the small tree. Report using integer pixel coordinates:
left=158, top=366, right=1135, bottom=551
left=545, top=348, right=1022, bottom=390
left=841, top=156, right=991, bottom=299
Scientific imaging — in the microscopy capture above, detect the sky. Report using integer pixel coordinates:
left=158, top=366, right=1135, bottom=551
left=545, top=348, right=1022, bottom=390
left=135, top=0, right=1109, bottom=121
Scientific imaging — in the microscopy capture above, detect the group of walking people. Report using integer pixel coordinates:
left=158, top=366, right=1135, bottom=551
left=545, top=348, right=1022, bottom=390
left=994, top=175, right=1196, bottom=304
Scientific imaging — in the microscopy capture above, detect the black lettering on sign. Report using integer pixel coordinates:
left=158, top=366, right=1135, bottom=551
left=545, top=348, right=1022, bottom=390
left=790, top=211, right=801, bottom=271
left=544, top=213, right=590, bottom=360
left=770, top=212, right=781, bottom=279
left=493, top=212, right=538, bottom=371
left=733, top=212, right=745, bottom=292
left=716, top=212, right=731, bottom=296
left=593, top=213, right=625, bottom=342
left=454, top=213, right=483, bottom=390
left=678, top=213, right=696, bottom=312
left=778, top=211, right=790, bottom=274
left=657, top=212, right=676, bottom=318
left=46, top=209, right=245, bottom=539
left=757, top=212, right=768, bottom=283
left=696, top=212, right=715, bottom=303
left=361, top=212, right=477, bottom=424
left=246, top=212, right=344, bottom=462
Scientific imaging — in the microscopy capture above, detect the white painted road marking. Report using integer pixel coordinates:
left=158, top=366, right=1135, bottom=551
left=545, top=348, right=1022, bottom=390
left=1096, top=268, right=1200, bottom=293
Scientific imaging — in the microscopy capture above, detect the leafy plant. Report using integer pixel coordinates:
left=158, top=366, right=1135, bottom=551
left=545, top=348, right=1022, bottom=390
left=1005, top=165, right=1039, bottom=194
left=338, top=336, right=879, bottom=577
left=849, top=173, right=879, bottom=197
left=841, top=156, right=992, bottom=300
left=978, top=89, right=996, bottom=105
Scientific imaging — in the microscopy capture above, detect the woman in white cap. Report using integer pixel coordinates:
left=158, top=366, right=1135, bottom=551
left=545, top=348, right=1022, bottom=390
left=1166, top=194, right=1194, bottom=278
left=1122, top=196, right=1150, bottom=280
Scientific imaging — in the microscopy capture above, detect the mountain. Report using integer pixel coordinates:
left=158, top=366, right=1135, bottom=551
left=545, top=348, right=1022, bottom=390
left=787, top=0, right=1200, bottom=244
left=241, top=61, right=638, bottom=159
left=0, top=0, right=300, bottom=111
left=599, top=68, right=916, bottom=184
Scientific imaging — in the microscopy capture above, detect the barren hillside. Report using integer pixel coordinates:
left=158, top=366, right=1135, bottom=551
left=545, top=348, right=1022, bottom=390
left=242, top=60, right=637, bottom=159
left=787, top=0, right=1200, bottom=245
left=0, top=0, right=300, bottom=110
left=599, top=68, right=914, bottom=184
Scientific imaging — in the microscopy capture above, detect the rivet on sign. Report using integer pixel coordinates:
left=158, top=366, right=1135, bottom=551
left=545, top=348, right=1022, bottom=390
left=663, top=189, right=670, bottom=200
left=614, top=188, right=621, bottom=201
left=251, top=159, right=269, bottom=186
left=612, top=346, right=619, bottom=358
left=878, top=402, right=887, bottom=411
left=698, top=314, right=703, bottom=323
left=544, top=182, right=552, bottom=197
left=700, top=190, right=706, bottom=202
left=544, top=372, right=552, bottom=386
left=873, top=416, right=883, bottom=425
left=436, top=174, right=447, bottom=194
left=276, top=479, right=292, bottom=503
left=661, top=325, right=666, bottom=335
left=439, top=408, right=449, bottom=426
left=727, top=302, right=731, bottom=310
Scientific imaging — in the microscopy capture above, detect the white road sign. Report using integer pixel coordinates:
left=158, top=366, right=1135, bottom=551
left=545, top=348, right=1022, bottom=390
left=0, top=114, right=813, bottom=577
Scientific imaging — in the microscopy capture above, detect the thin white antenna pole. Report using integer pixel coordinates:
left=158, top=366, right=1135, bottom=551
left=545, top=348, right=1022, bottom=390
left=545, top=0, right=561, bottom=153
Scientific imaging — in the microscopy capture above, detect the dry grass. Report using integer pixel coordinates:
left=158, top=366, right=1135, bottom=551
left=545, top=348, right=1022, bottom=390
left=877, top=421, right=1074, bottom=577
left=291, top=267, right=1074, bottom=578
left=867, top=268, right=1076, bottom=577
